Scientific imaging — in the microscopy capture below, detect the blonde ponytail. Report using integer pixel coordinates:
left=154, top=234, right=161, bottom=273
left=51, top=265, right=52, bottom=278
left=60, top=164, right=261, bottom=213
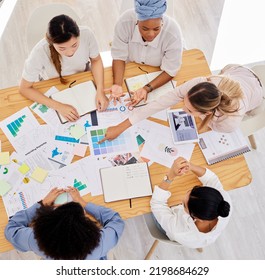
left=217, top=77, right=243, bottom=115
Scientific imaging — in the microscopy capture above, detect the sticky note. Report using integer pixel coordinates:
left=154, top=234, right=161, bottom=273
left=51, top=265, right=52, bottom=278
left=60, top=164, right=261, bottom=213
left=69, top=125, right=86, bottom=140
left=30, top=167, right=48, bottom=183
left=18, top=163, right=30, bottom=174
left=0, top=152, right=10, bottom=165
left=54, top=192, right=68, bottom=205
left=0, top=179, right=12, bottom=196
left=73, top=144, right=87, bottom=157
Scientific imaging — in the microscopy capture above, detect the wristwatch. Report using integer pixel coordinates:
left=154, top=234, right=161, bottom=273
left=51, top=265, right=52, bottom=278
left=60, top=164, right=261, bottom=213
left=144, top=83, right=153, bottom=93
left=163, top=175, right=173, bottom=184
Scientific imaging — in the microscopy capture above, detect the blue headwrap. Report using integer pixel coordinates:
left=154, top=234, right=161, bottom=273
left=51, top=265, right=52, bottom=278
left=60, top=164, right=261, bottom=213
left=135, top=0, right=167, bottom=21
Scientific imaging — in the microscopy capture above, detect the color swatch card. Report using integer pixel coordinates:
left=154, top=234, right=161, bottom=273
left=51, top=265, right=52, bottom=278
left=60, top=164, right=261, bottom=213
left=0, top=107, right=41, bottom=154
left=88, top=127, right=138, bottom=157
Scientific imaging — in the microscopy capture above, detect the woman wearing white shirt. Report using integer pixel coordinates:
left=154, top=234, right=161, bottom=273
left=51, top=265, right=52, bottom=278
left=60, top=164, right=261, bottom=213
left=109, top=0, right=183, bottom=104
left=20, top=14, right=109, bottom=122
left=98, top=64, right=263, bottom=144
left=150, top=157, right=231, bottom=248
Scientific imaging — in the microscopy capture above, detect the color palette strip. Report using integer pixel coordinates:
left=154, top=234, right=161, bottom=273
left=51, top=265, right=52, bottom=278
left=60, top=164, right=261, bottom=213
left=55, top=135, right=80, bottom=143
left=89, top=128, right=128, bottom=156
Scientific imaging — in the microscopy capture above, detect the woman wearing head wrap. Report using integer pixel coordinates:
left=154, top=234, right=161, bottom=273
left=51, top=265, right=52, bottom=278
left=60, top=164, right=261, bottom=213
left=150, top=157, right=231, bottom=248
left=109, top=0, right=183, bottom=105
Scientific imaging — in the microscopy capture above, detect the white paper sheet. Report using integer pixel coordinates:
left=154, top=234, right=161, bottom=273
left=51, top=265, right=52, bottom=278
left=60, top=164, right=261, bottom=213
left=139, top=120, right=195, bottom=167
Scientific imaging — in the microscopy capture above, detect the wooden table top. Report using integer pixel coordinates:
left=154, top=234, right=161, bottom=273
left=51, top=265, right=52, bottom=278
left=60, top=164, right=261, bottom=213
left=0, top=49, right=252, bottom=252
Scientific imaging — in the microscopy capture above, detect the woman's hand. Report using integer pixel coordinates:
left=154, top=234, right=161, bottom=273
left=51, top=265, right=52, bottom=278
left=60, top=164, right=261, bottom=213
left=96, top=92, right=109, bottom=111
left=98, top=125, right=124, bottom=143
left=41, top=187, right=65, bottom=206
left=168, top=157, right=190, bottom=180
left=56, top=103, right=80, bottom=122
left=107, top=85, right=124, bottom=105
left=66, top=186, right=87, bottom=207
left=97, top=119, right=132, bottom=144
left=126, top=87, right=148, bottom=107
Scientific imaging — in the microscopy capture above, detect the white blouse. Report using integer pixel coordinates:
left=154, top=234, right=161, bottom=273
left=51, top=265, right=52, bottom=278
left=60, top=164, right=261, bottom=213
left=22, top=27, right=99, bottom=82
left=150, top=169, right=232, bottom=248
left=111, top=9, right=183, bottom=77
left=128, top=64, right=264, bottom=132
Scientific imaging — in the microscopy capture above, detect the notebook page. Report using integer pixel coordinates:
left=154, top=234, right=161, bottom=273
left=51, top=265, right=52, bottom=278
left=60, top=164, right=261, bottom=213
left=100, top=163, right=152, bottom=202
left=72, top=81, right=97, bottom=115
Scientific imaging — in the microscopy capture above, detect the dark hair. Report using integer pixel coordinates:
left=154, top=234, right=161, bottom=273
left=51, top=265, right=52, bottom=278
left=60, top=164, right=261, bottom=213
left=46, top=14, right=80, bottom=84
left=187, top=80, right=243, bottom=129
left=187, top=186, right=230, bottom=220
left=32, top=202, right=100, bottom=260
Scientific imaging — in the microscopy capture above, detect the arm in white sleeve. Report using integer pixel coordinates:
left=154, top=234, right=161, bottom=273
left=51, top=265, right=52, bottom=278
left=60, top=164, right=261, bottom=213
left=129, top=77, right=207, bottom=124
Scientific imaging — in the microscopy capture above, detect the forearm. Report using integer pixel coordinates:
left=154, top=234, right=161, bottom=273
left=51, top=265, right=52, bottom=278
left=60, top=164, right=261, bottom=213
left=91, top=58, right=104, bottom=93
left=189, top=163, right=206, bottom=177
left=19, top=86, right=62, bottom=110
left=112, top=60, right=125, bottom=86
left=144, top=71, right=173, bottom=92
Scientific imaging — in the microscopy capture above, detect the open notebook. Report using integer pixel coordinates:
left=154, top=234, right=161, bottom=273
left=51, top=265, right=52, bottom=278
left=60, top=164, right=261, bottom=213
left=100, top=162, right=152, bottom=203
left=51, top=80, right=97, bottom=124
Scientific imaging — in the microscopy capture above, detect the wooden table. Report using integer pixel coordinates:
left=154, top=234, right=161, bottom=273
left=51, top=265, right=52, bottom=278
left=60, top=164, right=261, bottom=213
left=0, top=49, right=252, bottom=252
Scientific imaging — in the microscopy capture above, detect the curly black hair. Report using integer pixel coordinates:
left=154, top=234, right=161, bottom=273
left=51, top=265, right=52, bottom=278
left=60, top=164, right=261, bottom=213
left=32, top=202, right=101, bottom=259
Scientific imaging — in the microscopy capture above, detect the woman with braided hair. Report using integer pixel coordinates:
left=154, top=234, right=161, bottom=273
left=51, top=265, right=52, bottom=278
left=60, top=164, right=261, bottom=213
left=20, top=14, right=109, bottom=122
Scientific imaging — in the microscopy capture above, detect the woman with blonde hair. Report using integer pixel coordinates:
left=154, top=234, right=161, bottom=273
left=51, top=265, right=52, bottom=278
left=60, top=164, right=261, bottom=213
left=99, top=64, right=264, bottom=143
left=20, top=14, right=109, bottom=122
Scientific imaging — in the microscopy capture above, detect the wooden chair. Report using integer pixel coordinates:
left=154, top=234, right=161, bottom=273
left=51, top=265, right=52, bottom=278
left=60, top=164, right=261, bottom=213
left=240, top=65, right=265, bottom=149
left=143, top=213, right=202, bottom=260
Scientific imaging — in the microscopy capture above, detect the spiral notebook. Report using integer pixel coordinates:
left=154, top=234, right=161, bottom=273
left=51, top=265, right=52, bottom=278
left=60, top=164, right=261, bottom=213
left=99, top=162, right=152, bottom=202
left=198, top=129, right=251, bottom=165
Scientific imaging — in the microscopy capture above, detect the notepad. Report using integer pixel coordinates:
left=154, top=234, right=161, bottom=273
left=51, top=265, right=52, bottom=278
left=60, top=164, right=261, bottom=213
left=125, top=71, right=175, bottom=107
left=100, top=162, right=152, bottom=203
left=30, top=167, right=48, bottom=183
left=0, top=152, right=10, bottom=165
left=0, top=179, right=12, bottom=196
left=51, top=80, right=97, bottom=124
left=198, top=129, right=251, bottom=165
left=167, top=109, right=199, bottom=144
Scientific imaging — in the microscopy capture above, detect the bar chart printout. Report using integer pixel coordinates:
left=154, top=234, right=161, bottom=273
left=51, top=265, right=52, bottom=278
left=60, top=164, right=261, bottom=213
left=0, top=107, right=41, bottom=153
left=7, top=115, right=26, bottom=137
left=74, top=178, right=87, bottom=191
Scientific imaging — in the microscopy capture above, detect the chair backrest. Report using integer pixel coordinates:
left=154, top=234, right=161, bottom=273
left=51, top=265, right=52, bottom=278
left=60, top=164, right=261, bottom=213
left=143, top=213, right=182, bottom=246
left=240, top=64, right=265, bottom=136
left=251, top=65, right=265, bottom=97
left=26, top=3, right=80, bottom=52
